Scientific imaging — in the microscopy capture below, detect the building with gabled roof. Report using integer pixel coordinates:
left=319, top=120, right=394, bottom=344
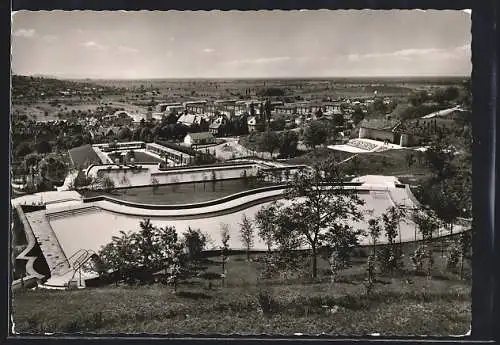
left=183, top=132, right=216, bottom=147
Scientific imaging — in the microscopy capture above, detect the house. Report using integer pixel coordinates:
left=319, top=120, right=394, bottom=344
left=177, top=114, right=202, bottom=127
left=184, top=101, right=207, bottom=114
left=324, top=102, right=342, bottom=115
left=295, top=103, right=311, bottom=115
left=183, top=132, right=216, bottom=147
left=165, top=105, right=185, bottom=115
left=89, top=127, right=107, bottom=140
left=273, top=105, right=295, bottom=115
left=156, top=102, right=181, bottom=113
left=104, top=126, right=118, bottom=137
left=358, top=117, right=416, bottom=146
left=310, top=104, right=323, bottom=114
left=247, top=116, right=257, bottom=132
left=152, top=112, right=165, bottom=121
left=209, top=117, right=227, bottom=136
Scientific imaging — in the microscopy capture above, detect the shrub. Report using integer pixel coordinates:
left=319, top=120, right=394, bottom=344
left=99, top=219, right=185, bottom=286
left=183, top=227, right=207, bottom=262
left=446, top=241, right=461, bottom=272
left=364, top=254, right=376, bottom=296
left=101, top=175, right=115, bottom=193
left=410, top=245, right=427, bottom=274
left=256, top=287, right=279, bottom=317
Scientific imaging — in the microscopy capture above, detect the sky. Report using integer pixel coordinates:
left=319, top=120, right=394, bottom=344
left=11, top=10, right=471, bottom=79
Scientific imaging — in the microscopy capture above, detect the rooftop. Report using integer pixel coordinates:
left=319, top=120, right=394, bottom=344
left=68, top=144, right=102, bottom=168
left=186, top=132, right=215, bottom=140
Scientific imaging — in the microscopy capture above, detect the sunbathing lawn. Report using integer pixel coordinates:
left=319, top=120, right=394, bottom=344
left=12, top=237, right=471, bottom=336
left=81, top=179, right=276, bottom=205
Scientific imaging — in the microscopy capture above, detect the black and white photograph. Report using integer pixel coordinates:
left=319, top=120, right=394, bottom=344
left=10, top=9, right=472, bottom=336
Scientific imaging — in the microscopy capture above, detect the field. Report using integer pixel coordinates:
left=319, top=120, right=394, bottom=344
left=12, top=76, right=466, bottom=122
left=12, top=235, right=471, bottom=335
left=81, top=179, right=274, bottom=205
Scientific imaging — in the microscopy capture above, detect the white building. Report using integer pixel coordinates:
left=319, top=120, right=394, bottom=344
left=184, top=132, right=216, bottom=147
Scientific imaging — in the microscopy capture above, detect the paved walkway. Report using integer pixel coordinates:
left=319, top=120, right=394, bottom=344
left=421, top=105, right=462, bottom=119
left=24, top=210, right=70, bottom=276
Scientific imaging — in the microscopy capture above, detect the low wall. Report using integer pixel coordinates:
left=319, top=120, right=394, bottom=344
left=151, top=164, right=259, bottom=185
left=13, top=205, right=47, bottom=283
left=82, top=184, right=287, bottom=210
left=88, top=163, right=265, bottom=189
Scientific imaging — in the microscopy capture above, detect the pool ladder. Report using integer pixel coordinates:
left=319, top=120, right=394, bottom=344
left=51, top=249, right=97, bottom=288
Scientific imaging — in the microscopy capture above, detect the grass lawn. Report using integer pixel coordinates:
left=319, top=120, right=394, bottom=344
left=287, top=147, right=432, bottom=185
left=12, top=236, right=471, bottom=336
left=287, top=147, right=354, bottom=165
left=80, top=179, right=276, bottom=205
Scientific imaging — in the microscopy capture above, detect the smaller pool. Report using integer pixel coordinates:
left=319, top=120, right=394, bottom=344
left=82, top=178, right=276, bottom=205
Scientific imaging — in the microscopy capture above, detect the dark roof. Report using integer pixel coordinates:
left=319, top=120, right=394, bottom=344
left=209, top=122, right=223, bottom=129
left=359, top=118, right=400, bottom=131
left=186, top=132, right=215, bottom=140
left=68, top=144, right=102, bottom=168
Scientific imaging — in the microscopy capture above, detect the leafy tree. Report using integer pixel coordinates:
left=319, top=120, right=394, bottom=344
left=410, top=246, right=427, bottom=274
left=367, top=218, right=382, bottom=257
left=258, top=131, right=280, bottom=157
left=323, top=222, right=364, bottom=284
left=118, top=127, right=132, bottom=140
left=412, top=209, right=440, bottom=276
left=39, top=155, right=68, bottom=182
left=101, top=175, right=116, bottom=193
left=270, top=117, right=286, bottom=131
left=446, top=240, right=461, bottom=272
left=264, top=207, right=305, bottom=279
left=351, top=106, right=365, bottom=126
left=98, top=219, right=185, bottom=286
left=405, top=151, right=416, bottom=169
left=303, top=121, right=328, bottom=150
left=425, top=138, right=456, bottom=181
left=15, top=142, right=32, bottom=157
left=35, top=140, right=52, bottom=154
left=126, top=150, right=135, bottom=162
left=434, top=86, right=460, bottom=105
left=409, top=90, right=429, bottom=107
left=275, top=158, right=365, bottom=279
left=72, top=170, right=94, bottom=189
left=255, top=202, right=279, bottom=252
left=183, top=227, right=207, bottom=262
left=279, top=131, right=298, bottom=158
left=378, top=207, right=405, bottom=273
left=239, top=214, right=254, bottom=261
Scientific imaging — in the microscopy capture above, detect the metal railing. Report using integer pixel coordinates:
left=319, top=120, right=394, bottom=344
left=52, top=248, right=96, bottom=276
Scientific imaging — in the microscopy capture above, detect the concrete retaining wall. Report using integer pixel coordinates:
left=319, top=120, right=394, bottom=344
left=88, top=163, right=262, bottom=188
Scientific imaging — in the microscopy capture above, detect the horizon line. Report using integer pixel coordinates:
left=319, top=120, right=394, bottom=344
left=13, top=74, right=470, bottom=81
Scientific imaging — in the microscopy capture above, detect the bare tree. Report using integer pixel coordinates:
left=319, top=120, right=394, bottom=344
left=239, top=214, right=254, bottom=261
left=219, top=223, right=231, bottom=286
